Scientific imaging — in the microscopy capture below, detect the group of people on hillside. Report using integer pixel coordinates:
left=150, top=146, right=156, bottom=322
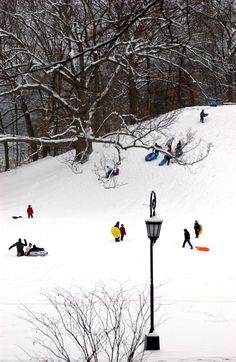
left=9, top=204, right=48, bottom=257
left=111, top=220, right=202, bottom=248
left=8, top=238, right=45, bottom=256
left=182, top=220, right=202, bottom=249
left=156, top=137, right=183, bottom=166
left=114, top=221, right=126, bottom=242
left=153, top=109, right=209, bottom=166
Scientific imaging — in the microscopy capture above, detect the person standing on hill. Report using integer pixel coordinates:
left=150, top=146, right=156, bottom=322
left=119, top=224, right=126, bottom=241
left=27, top=205, right=34, bottom=218
left=175, top=140, right=183, bottom=158
left=194, top=220, right=201, bottom=238
left=9, top=238, right=27, bottom=256
left=200, top=109, right=208, bottom=123
left=114, top=221, right=120, bottom=242
left=182, top=229, right=193, bottom=249
left=165, top=144, right=172, bottom=165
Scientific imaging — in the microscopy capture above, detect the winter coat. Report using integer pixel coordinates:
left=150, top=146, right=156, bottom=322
left=9, top=239, right=27, bottom=254
left=114, top=222, right=120, bottom=228
left=25, top=245, right=32, bottom=255
left=175, top=142, right=183, bottom=157
left=200, top=110, right=208, bottom=122
left=194, top=221, right=200, bottom=232
left=184, top=229, right=190, bottom=241
left=120, top=226, right=126, bottom=236
left=27, top=206, right=33, bottom=216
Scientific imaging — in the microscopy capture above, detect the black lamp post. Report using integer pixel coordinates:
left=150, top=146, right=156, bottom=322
left=145, top=191, right=163, bottom=351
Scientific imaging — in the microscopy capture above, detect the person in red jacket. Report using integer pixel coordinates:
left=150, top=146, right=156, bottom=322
left=27, top=205, right=34, bottom=218
left=119, top=224, right=126, bottom=241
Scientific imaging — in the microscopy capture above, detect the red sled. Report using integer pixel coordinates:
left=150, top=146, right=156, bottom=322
left=195, top=246, right=209, bottom=252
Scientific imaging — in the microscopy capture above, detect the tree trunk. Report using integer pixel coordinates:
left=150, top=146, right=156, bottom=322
left=21, top=98, right=38, bottom=161
left=0, top=113, right=10, bottom=171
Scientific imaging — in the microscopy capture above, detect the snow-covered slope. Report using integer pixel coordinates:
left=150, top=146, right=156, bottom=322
left=1, top=105, right=236, bottom=361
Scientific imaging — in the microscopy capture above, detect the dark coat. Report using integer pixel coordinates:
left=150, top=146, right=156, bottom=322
left=200, top=110, right=208, bottom=122
left=9, top=239, right=27, bottom=254
left=184, top=229, right=190, bottom=241
left=28, top=245, right=44, bottom=254
left=175, top=142, right=183, bottom=157
left=194, top=221, right=200, bottom=232
left=120, top=226, right=126, bottom=236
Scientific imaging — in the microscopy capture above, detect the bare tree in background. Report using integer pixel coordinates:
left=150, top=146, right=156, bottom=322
left=0, top=0, right=232, bottom=171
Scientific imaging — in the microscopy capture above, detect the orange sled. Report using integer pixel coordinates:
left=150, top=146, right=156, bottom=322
left=195, top=246, right=209, bottom=252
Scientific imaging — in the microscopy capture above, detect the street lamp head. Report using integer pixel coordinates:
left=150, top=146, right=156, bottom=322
left=145, top=215, right=163, bottom=242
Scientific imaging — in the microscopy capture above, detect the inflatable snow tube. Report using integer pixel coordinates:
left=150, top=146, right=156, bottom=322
left=195, top=246, right=209, bottom=252
left=27, top=250, right=48, bottom=257
left=111, top=226, right=121, bottom=238
left=145, top=152, right=158, bottom=161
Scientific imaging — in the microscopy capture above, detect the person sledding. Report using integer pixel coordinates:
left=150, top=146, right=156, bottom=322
left=25, top=242, right=33, bottom=255
left=27, top=244, right=45, bottom=255
left=106, top=165, right=119, bottom=178
left=9, top=238, right=27, bottom=256
left=200, top=109, right=208, bottom=123
left=152, top=143, right=162, bottom=156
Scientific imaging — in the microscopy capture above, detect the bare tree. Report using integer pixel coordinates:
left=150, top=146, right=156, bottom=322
left=20, top=283, right=166, bottom=362
left=1, top=0, right=229, bottom=171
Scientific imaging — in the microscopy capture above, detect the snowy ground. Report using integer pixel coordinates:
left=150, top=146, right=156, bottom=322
left=1, top=105, right=236, bottom=361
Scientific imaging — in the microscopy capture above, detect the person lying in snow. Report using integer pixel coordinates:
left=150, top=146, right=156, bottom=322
left=27, top=244, right=45, bottom=255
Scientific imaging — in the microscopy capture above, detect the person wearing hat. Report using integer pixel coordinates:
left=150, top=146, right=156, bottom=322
left=194, top=220, right=201, bottom=238
left=182, top=229, right=193, bottom=249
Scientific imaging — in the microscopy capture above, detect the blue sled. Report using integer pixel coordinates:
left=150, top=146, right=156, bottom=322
left=145, top=152, right=159, bottom=161
left=159, top=158, right=168, bottom=166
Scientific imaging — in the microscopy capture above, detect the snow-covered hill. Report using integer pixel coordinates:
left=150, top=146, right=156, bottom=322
left=1, top=105, right=236, bottom=361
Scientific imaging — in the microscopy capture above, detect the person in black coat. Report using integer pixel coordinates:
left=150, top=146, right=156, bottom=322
left=9, top=238, right=27, bottom=256
left=114, top=221, right=120, bottom=242
left=27, top=244, right=45, bottom=255
left=194, top=220, right=201, bottom=238
left=182, top=229, right=193, bottom=249
left=175, top=141, right=183, bottom=158
left=200, top=109, right=208, bottom=123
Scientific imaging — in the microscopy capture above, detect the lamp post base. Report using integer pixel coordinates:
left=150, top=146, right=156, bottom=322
left=145, top=333, right=160, bottom=350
